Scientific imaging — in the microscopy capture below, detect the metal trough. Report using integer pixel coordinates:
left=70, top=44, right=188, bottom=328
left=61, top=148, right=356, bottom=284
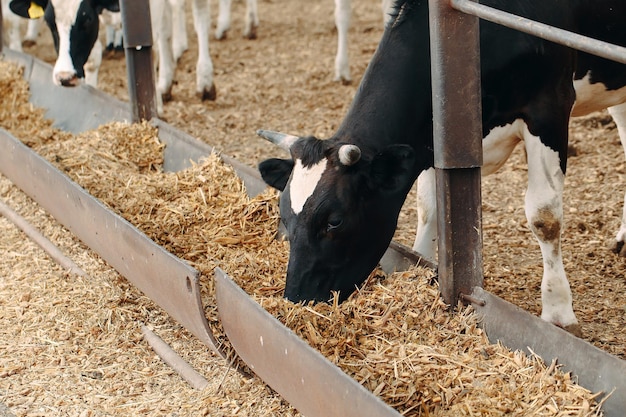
left=1, top=49, right=625, bottom=416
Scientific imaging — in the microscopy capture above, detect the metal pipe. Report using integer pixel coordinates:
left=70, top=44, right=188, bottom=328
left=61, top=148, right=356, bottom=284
left=429, top=0, right=484, bottom=307
left=451, top=0, right=626, bottom=65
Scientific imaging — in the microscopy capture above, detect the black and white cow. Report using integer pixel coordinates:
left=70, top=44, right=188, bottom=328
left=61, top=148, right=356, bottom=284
left=9, top=0, right=259, bottom=112
left=258, top=0, right=626, bottom=336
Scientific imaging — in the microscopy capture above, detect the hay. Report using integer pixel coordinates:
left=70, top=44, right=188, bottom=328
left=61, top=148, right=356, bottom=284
left=0, top=60, right=607, bottom=416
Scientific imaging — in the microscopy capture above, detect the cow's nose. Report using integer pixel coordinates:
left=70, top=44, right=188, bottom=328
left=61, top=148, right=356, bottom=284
left=55, top=72, right=79, bottom=87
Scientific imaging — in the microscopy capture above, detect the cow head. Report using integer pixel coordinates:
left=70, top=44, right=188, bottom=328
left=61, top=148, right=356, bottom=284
left=10, top=0, right=119, bottom=86
left=258, top=131, right=416, bottom=303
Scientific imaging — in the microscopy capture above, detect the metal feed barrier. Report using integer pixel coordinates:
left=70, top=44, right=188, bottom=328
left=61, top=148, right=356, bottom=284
left=1, top=0, right=626, bottom=415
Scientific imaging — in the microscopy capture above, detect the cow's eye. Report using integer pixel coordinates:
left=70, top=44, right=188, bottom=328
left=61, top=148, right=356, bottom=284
left=327, top=216, right=343, bottom=232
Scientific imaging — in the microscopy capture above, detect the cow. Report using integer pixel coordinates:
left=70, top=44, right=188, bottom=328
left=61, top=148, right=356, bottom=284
left=258, top=0, right=626, bottom=337
left=8, top=0, right=259, bottom=113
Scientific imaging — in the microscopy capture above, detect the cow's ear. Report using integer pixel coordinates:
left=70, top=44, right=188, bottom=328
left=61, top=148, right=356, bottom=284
left=10, top=0, right=48, bottom=19
left=259, top=158, right=294, bottom=192
left=369, top=145, right=416, bottom=194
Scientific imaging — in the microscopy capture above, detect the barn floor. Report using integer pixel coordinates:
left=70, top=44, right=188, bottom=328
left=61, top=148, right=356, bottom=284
left=1, top=0, right=625, bottom=415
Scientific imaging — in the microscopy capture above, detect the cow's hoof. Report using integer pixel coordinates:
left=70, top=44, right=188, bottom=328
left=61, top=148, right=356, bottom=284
left=562, top=323, right=583, bottom=338
left=334, top=75, right=352, bottom=86
left=611, top=240, right=626, bottom=257
left=198, top=84, right=217, bottom=101
left=244, top=24, right=258, bottom=40
left=161, top=90, right=173, bottom=103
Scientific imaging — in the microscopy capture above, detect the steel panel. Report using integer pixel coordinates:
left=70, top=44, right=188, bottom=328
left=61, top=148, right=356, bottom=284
left=470, top=287, right=626, bottom=417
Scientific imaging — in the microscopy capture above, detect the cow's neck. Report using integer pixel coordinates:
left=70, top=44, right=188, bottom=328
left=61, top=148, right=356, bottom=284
left=334, top=0, right=433, bottom=170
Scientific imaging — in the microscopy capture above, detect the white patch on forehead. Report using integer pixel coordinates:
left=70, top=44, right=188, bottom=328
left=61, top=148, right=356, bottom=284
left=289, top=158, right=328, bottom=215
left=572, top=72, right=626, bottom=117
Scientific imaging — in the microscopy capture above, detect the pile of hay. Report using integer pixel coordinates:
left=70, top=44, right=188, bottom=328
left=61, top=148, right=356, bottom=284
left=0, top=60, right=606, bottom=416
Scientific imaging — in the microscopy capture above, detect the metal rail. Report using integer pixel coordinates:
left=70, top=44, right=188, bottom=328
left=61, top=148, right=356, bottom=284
left=0, top=128, right=223, bottom=359
left=215, top=268, right=403, bottom=417
left=451, top=0, right=626, bottom=65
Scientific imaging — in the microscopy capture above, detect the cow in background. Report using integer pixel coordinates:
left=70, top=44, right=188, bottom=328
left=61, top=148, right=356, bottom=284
left=9, top=0, right=259, bottom=114
left=258, top=0, right=626, bottom=337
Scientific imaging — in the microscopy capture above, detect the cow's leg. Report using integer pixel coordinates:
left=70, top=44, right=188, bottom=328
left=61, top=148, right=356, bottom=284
left=413, top=168, right=438, bottom=262
left=23, top=18, right=40, bottom=47
left=413, top=122, right=521, bottom=263
left=334, top=0, right=351, bottom=84
left=192, top=0, right=216, bottom=100
left=3, top=7, right=24, bottom=52
left=83, top=40, right=103, bottom=87
left=150, top=0, right=173, bottom=113
left=104, top=23, right=116, bottom=51
left=607, top=101, right=626, bottom=256
left=243, top=0, right=259, bottom=40
left=215, top=0, right=231, bottom=40
left=170, top=0, right=188, bottom=61
left=522, top=123, right=580, bottom=336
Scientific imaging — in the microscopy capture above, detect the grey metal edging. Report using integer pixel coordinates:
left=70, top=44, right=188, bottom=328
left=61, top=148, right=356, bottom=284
left=214, top=268, right=403, bottom=417
left=0, top=129, right=222, bottom=357
left=2, top=48, right=133, bottom=133
left=469, top=287, right=626, bottom=416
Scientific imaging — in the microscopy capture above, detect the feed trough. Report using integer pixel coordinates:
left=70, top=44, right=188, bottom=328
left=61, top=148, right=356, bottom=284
left=1, top=45, right=625, bottom=416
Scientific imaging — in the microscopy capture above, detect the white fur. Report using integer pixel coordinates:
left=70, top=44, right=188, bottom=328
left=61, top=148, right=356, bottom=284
left=334, top=0, right=394, bottom=83
left=2, top=2, right=41, bottom=51
left=572, top=73, right=626, bottom=116
left=607, top=102, right=626, bottom=245
left=290, top=158, right=328, bottom=215
left=215, top=0, right=258, bottom=40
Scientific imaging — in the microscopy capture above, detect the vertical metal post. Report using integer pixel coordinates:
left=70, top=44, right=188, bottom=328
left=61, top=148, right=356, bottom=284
left=428, top=0, right=483, bottom=307
left=119, top=0, right=157, bottom=122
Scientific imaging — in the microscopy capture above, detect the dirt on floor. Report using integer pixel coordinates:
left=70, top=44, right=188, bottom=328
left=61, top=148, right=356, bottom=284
left=1, top=0, right=625, bottom=415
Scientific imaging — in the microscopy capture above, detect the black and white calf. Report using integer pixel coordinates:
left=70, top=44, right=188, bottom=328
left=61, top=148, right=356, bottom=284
left=259, top=0, right=626, bottom=336
left=9, top=0, right=259, bottom=111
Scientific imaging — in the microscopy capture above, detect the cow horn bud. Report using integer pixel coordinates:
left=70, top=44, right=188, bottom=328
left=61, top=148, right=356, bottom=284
left=256, top=129, right=299, bottom=151
left=338, top=144, right=361, bottom=166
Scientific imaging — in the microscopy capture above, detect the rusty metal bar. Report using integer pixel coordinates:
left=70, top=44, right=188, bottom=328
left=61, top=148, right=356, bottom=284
left=119, top=0, right=156, bottom=121
left=215, top=268, right=403, bottom=417
left=470, top=287, right=626, bottom=417
left=451, top=0, right=626, bottom=65
left=0, top=128, right=223, bottom=358
left=428, top=0, right=484, bottom=307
